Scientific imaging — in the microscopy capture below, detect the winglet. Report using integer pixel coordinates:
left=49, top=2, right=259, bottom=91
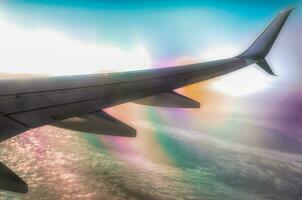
left=257, top=58, right=276, bottom=76
left=240, top=8, right=295, bottom=59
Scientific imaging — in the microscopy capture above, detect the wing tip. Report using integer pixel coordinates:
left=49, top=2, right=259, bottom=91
left=281, top=7, right=296, bottom=13
left=239, top=7, right=295, bottom=59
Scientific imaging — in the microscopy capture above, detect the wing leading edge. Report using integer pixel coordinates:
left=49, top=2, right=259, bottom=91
left=0, top=8, right=294, bottom=193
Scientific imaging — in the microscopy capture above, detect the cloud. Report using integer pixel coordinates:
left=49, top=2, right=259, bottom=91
left=0, top=16, right=152, bottom=76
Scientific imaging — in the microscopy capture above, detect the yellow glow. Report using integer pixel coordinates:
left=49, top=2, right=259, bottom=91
left=0, top=17, right=152, bottom=76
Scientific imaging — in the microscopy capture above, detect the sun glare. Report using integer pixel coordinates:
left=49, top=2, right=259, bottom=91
left=199, top=45, right=273, bottom=96
left=212, top=67, right=273, bottom=96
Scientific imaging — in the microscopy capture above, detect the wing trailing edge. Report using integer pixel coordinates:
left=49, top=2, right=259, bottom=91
left=52, top=111, right=136, bottom=137
left=133, top=91, right=200, bottom=108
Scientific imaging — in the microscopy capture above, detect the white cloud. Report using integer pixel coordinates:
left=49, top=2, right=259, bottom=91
left=0, top=17, right=152, bottom=76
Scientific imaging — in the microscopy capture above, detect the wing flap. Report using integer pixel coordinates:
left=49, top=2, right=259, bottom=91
left=0, top=162, right=28, bottom=193
left=52, top=111, right=136, bottom=137
left=133, top=91, right=200, bottom=108
left=9, top=99, right=103, bottom=128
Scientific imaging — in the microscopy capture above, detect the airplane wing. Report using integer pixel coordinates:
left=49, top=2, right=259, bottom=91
left=0, top=8, right=294, bottom=193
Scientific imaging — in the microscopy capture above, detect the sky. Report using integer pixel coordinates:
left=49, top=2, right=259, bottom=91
left=0, top=1, right=302, bottom=199
left=0, top=0, right=301, bottom=92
